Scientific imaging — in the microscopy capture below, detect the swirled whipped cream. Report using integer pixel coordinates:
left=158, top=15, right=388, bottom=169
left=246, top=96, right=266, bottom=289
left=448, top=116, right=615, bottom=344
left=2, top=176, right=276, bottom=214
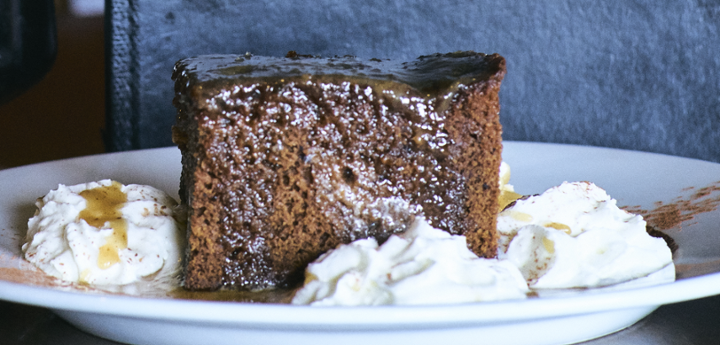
left=497, top=181, right=673, bottom=289
left=292, top=218, right=528, bottom=306
left=22, top=180, right=185, bottom=286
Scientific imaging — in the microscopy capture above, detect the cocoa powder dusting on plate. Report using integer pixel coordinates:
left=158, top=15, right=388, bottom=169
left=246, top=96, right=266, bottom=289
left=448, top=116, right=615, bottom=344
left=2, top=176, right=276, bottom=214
left=623, top=180, right=720, bottom=231
left=0, top=254, right=96, bottom=292
left=0, top=267, right=64, bottom=287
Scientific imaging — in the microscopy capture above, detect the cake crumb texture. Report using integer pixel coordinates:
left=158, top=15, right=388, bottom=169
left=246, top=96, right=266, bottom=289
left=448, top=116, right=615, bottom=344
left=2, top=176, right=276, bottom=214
left=173, top=52, right=505, bottom=290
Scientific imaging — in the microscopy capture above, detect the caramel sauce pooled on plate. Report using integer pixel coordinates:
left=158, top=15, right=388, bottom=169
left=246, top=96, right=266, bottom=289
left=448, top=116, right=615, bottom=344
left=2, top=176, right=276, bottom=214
left=169, top=287, right=297, bottom=304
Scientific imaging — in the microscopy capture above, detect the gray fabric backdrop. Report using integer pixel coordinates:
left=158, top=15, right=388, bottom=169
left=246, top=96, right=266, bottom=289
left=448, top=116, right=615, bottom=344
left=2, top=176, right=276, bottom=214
left=106, top=0, right=720, bottom=163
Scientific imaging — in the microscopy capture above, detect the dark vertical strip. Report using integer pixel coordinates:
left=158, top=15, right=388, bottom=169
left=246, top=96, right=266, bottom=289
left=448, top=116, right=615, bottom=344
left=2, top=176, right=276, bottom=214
left=104, top=0, right=139, bottom=152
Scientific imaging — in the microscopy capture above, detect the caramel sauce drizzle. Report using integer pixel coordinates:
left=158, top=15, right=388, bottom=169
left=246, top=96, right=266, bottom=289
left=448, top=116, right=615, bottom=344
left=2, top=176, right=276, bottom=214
left=79, top=181, right=128, bottom=270
left=543, top=222, right=572, bottom=234
left=498, top=190, right=522, bottom=210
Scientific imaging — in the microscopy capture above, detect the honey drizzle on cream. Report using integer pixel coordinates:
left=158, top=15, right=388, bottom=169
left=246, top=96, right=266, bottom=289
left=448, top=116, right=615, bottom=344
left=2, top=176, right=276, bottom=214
left=79, top=181, right=128, bottom=270
left=543, top=222, right=572, bottom=234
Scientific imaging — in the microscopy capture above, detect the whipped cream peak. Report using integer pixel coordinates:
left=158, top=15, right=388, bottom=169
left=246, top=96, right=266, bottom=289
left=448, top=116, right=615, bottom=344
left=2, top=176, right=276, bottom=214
left=22, top=180, right=185, bottom=286
left=292, top=218, right=529, bottom=306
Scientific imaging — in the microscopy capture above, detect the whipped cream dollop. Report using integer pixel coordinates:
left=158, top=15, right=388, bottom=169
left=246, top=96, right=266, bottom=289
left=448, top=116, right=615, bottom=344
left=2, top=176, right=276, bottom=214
left=497, top=181, right=673, bottom=289
left=292, top=218, right=528, bottom=306
left=22, top=180, right=185, bottom=286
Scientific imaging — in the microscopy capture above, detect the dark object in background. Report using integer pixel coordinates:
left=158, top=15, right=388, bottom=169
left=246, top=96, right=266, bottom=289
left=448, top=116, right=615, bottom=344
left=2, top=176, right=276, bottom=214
left=0, top=0, right=57, bottom=105
left=106, top=1, right=720, bottom=163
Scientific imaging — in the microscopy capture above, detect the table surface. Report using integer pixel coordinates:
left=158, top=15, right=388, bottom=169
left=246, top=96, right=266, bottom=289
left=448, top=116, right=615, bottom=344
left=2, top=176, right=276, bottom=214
left=3, top=294, right=720, bottom=345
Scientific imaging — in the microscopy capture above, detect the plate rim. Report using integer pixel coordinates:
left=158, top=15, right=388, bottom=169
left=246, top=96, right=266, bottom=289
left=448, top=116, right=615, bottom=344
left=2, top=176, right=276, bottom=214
left=1, top=142, right=720, bottom=327
left=1, top=272, right=718, bottom=326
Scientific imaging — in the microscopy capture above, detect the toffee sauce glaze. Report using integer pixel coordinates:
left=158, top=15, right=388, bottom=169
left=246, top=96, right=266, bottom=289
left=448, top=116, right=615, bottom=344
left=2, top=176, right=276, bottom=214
left=79, top=182, right=128, bottom=276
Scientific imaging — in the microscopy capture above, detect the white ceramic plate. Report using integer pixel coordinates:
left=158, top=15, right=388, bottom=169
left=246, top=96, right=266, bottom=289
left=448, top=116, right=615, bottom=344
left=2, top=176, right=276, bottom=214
left=2, top=142, right=720, bottom=345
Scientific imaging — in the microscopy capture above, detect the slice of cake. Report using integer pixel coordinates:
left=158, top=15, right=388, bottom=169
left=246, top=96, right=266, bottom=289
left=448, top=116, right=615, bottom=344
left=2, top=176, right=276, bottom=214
left=172, top=51, right=506, bottom=290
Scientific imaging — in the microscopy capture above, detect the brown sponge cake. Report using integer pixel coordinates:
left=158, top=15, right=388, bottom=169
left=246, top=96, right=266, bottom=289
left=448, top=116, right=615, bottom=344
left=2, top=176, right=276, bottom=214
left=172, top=51, right=506, bottom=290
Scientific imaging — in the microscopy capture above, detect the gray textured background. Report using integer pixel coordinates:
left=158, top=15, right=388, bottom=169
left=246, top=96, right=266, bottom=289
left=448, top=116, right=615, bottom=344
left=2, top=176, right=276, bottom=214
left=106, top=0, right=720, bottom=163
